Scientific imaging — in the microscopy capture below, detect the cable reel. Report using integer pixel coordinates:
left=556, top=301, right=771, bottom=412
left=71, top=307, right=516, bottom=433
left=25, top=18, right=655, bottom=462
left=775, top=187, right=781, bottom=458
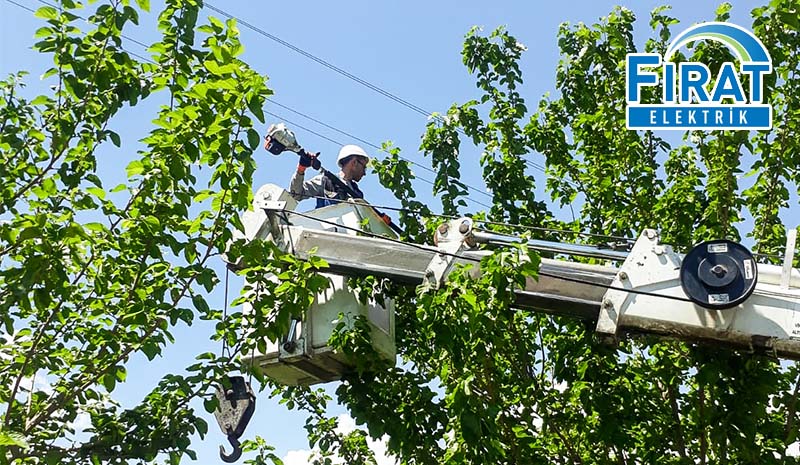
left=679, top=239, right=758, bottom=309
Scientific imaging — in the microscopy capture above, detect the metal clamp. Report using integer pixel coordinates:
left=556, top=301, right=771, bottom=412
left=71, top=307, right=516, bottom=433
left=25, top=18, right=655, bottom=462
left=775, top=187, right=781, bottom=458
left=424, top=218, right=476, bottom=289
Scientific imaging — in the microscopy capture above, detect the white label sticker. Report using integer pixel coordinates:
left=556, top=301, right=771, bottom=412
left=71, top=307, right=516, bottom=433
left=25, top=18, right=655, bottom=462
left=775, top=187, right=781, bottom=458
left=743, top=259, right=754, bottom=280
left=708, top=243, right=728, bottom=253
left=709, top=293, right=730, bottom=304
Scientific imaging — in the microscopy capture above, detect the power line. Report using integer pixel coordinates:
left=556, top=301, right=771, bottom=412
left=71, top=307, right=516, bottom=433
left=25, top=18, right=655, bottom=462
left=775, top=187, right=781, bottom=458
left=9, top=0, right=496, bottom=211
left=264, top=108, right=493, bottom=211
left=13, top=0, right=575, bottom=216
left=268, top=99, right=495, bottom=201
left=24, top=0, right=498, bottom=210
left=39, top=0, right=563, bottom=192
left=5, top=0, right=34, bottom=14
left=285, top=191, right=635, bottom=245
left=201, top=2, right=561, bottom=186
left=204, top=2, right=431, bottom=119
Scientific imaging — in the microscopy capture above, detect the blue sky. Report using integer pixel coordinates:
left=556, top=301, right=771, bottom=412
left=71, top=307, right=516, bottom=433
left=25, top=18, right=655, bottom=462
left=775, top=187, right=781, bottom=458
left=0, top=0, right=763, bottom=463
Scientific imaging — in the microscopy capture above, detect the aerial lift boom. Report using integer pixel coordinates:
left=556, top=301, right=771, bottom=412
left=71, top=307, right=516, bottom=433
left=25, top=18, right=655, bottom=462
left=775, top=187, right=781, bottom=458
left=213, top=123, right=800, bottom=461
left=236, top=184, right=800, bottom=370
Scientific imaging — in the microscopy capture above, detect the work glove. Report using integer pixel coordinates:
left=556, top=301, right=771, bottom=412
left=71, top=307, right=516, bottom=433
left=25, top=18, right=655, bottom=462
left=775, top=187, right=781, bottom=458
left=297, top=150, right=321, bottom=174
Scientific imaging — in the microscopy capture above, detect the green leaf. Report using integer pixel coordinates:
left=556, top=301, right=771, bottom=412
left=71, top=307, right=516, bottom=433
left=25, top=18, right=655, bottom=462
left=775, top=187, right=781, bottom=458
left=208, top=15, right=225, bottom=32
left=247, top=128, right=260, bottom=149
left=31, top=94, right=51, bottom=105
left=108, top=131, right=121, bottom=147
left=0, top=431, right=29, bottom=448
left=34, top=6, right=58, bottom=20
left=141, top=341, right=160, bottom=361
left=247, top=97, right=265, bottom=123
left=19, top=227, right=39, bottom=241
left=203, top=60, right=223, bottom=76
left=135, top=0, right=150, bottom=11
left=204, top=397, right=219, bottom=414
left=126, top=160, right=144, bottom=177
left=102, top=372, right=116, bottom=392
left=195, top=418, right=208, bottom=437
left=192, top=294, right=210, bottom=314
left=193, top=190, right=213, bottom=202
left=115, top=365, right=127, bottom=382
left=87, top=187, right=106, bottom=199
left=460, top=410, right=482, bottom=443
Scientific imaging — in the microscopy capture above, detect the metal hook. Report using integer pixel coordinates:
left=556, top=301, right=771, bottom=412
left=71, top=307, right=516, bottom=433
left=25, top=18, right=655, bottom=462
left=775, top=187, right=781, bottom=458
left=219, top=434, right=242, bottom=463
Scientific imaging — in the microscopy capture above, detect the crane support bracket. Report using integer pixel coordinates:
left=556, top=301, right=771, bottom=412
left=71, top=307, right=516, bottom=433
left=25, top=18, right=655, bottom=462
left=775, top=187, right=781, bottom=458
left=597, top=229, right=800, bottom=358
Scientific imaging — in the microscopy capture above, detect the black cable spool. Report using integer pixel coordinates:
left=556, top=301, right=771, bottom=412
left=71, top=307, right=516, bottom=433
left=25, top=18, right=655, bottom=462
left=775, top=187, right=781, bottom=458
left=679, top=239, right=758, bottom=309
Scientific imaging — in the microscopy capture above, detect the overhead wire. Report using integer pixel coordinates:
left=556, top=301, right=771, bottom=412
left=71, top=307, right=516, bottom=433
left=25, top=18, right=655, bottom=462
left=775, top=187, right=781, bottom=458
left=202, top=2, right=563, bottom=186
left=205, top=2, right=558, bottom=200
left=203, top=2, right=432, bottom=119
left=16, top=0, right=787, bottom=259
left=22, top=0, right=498, bottom=211
left=6, top=0, right=34, bottom=14
left=35, top=0, right=559, bottom=206
left=263, top=109, right=495, bottom=210
left=24, top=0, right=576, bottom=195
left=267, top=98, right=495, bottom=200
left=5, top=0, right=494, bottom=211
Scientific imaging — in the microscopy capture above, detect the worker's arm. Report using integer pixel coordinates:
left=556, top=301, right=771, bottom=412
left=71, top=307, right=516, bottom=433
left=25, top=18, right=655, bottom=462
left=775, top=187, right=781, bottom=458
left=289, top=171, right=328, bottom=202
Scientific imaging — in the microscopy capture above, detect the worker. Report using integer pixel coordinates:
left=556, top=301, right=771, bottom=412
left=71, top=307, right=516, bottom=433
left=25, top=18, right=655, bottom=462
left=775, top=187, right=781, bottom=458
left=288, top=144, right=370, bottom=209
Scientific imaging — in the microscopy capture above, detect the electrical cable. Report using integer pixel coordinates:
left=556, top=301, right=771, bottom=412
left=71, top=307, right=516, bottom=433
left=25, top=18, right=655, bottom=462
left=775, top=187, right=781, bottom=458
left=280, top=207, right=694, bottom=303
left=7, top=0, right=498, bottom=213
left=201, top=2, right=565, bottom=188
left=24, top=0, right=559, bottom=206
left=269, top=99, right=493, bottom=198
left=14, top=0, right=788, bottom=259
left=204, top=2, right=432, bottom=119
left=5, top=0, right=34, bottom=14
left=285, top=190, right=638, bottom=245
left=264, top=108, right=496, bottom=211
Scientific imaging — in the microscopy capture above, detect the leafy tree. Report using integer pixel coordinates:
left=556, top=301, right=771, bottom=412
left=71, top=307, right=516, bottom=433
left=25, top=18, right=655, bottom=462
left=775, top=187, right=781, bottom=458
left=2, top=1, right=800, bottom=465
left=362, top=2, right=800, bottom=465
left=0, top=0, right=278, bottom=462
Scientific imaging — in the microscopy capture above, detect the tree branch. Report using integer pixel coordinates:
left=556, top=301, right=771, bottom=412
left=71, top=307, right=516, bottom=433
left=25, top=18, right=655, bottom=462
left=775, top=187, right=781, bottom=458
left=667, top=382, right=688, bottom=460
left=783, top=370, right=800, bottom=460
left=699, top=383, right=707, bottom=465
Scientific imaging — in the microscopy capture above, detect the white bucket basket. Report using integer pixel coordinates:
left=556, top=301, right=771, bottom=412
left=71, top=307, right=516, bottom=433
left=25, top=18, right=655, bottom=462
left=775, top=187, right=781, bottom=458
left=238, top=184, right=397, bottom=386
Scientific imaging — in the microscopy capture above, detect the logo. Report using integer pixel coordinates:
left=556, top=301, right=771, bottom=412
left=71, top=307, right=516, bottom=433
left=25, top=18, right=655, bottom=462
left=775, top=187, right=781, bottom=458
left=626, top=22, right=772, bottom=130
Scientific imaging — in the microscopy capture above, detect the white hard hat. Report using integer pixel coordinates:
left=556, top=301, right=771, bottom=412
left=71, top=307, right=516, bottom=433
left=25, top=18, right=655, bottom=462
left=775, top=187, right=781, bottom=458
left=337, top=144, right=370, bottom=167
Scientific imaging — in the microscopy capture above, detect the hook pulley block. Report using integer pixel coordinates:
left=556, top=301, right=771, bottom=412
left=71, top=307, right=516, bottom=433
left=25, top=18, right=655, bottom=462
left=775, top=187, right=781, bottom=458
left=214, top=375, right=256, bottom=463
